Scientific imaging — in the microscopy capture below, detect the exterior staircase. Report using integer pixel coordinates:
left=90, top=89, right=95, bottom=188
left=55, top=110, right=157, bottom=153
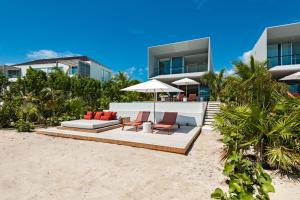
left=202, top=101, right=221, bottom=134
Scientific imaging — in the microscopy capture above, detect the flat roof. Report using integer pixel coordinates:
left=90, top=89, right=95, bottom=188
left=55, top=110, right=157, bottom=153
left=148, top=37, right=210, bottom=56
left=266, top=22, right=300, bottom=41
left=11, top=56, right=112, bottom=72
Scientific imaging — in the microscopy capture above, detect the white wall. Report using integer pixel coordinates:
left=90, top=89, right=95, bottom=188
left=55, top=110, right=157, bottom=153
left=252, top=29, right=267, bottom=62
left=16, top=63, right=69, bottom=77
left=109, top=102, right=207, bottom=127
left=89, top=61, right=113, bottom=81
left=208, top=37, right=213, bottom=72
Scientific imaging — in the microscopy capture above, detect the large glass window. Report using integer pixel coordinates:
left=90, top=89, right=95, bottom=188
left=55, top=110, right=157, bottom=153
left=159, top=59, right=170, bottom=75
left=71, top=66, right=78, bottom=74
left=7, top=70, right=20, bottom=78
left=282, top=42, right=292, bottom=65
left=171, top=57, right=183, bottom=74
left=267, top=44, right=281, bottom=67
left=292, top=42, right=300, bottom=64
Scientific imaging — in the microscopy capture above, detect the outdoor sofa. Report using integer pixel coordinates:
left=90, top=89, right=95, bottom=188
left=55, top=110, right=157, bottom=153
left=59, top=111, right=122, bottom=133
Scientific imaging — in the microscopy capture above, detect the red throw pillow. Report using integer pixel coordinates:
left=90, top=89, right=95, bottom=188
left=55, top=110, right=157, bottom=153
left=83, top=115, right=92, bottom=120
left=103, top=112, right=112, bottom=116
left=86, top=111, right=94, bottom=116
left=100, top=115, right=112, bottom=120
left=111, top=112, right=117, bottom=120
left=94, top=112, right=103, bottom=120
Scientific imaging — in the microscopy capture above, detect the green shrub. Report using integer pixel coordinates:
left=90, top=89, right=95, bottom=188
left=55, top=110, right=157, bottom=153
left=211, top=152, right=275, bottom=200
left=15, top=119, right=34, bottom=132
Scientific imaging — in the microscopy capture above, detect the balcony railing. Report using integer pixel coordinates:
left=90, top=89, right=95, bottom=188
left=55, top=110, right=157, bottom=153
left=268, top=54, right=300, bottom=68
left=152, top=64, right=208, bottom=77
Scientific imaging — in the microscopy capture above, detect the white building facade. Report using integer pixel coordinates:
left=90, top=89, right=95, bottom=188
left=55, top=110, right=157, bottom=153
left=148, top=37, right=213, bottom=100
left=11, top=56, right=113, bottom=82
left=252, top=23, right=300, bottom=93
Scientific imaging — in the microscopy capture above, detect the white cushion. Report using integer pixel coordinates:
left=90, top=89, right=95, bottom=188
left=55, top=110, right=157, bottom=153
left=61, top=119, right=120, bottom=129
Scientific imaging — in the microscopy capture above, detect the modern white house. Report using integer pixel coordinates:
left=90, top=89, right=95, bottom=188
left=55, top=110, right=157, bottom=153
left=252, top=22, right=300, bottom=93
left=10, top=56, right=113, bottom=82
left=148, top=37, right=213, bottom=100
left=0, top=65, right=21, bottom=82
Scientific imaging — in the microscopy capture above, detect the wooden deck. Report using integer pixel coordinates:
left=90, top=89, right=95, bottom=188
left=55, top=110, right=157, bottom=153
left=36, top=126, right=201, bottom=154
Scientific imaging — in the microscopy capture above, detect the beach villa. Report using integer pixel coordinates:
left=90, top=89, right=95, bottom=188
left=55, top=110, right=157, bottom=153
left=148, top=37, right=213, bottom=100
left=5, top=56, right=113, bottom=82
left=252, top=22, right=300, bottom=94
left=36, top=37, right=218, bottom=154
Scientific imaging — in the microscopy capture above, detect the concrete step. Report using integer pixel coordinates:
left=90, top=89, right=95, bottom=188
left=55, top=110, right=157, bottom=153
left=202, top=125, right=220, bottom=134
left=206, top=111, right=220, bottom=114
left=204, top=121, right=214, bottom=125
left=205, top=116, right=215, bottom=119
left=207, top=108, right=220, bottom=111
left=204, top=118, right=215, bottom=122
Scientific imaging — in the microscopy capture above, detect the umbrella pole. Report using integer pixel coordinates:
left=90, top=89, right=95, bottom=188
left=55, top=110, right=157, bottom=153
left=186, top=85, right=187, bottom=97
left=153, top=91, right=156, bottom=123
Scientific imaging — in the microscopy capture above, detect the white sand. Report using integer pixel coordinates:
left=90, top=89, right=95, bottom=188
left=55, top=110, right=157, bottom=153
left=0, top=129, right=299, bottom=200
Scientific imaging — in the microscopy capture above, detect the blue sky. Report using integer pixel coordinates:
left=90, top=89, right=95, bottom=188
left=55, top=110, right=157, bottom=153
left=0, top=0, right=299, bottom=80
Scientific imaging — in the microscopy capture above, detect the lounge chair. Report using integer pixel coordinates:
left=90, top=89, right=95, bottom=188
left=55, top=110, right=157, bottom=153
left=152, top=112, right=180, bottom=134
left=188, top=93, right=197, bottom=101
left=122, top=111, right=150, bottom=131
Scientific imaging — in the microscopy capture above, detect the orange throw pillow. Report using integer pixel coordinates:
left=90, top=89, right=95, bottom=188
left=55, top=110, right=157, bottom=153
left=83, top=115, right=92, bottom=120
left=86, top=111, right=94, bottom=116
left=94, top=112, right=103, bottom=120
left=103, top=112, right=112, bottom=116
left=111, top=112, right=117, bottom=120
left=100, top=115, right=111, bottom=120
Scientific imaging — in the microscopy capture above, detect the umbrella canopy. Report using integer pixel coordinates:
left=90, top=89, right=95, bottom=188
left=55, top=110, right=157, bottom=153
left=280, top=71, right=300, bottom=81
left=121, top=79, right=183, bottom=122
left=172, top=78, right=200, bottom=86
left=172, top=78, right=199, bottom=97
left=121, top=79, right=183, bottom=93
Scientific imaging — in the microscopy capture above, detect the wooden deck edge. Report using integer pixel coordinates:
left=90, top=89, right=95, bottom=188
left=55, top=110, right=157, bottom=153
left=36, top=130, right=188, bottom=154
left=57, top=124, right=122, bottom=133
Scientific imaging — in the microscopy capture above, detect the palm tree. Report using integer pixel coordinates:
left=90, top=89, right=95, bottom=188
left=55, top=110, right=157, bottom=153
left=201, top=69, right=225, bottom=101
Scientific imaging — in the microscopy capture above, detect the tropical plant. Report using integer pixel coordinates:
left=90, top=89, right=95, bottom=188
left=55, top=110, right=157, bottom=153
left=15, top=119, right=34, bottom=132
left=0, top=71, right=9, bottom=99
left=214, top=102, right=300, bottom=172
left=211, top=151, right=275, bottom=200
left=222, top=56, right=287, bottom=108
left=0, top=68, right=149, bottom=129
left=201, top=69, right=225, bottom=101
left=214, top=56, right=300, bottom=173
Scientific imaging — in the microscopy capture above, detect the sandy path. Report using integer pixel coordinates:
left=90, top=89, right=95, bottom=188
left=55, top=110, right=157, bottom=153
left=0, top=129, right=299, bottom=200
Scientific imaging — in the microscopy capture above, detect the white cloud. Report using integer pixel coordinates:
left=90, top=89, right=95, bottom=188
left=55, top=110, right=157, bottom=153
left=239, top=50, right=252, bottom=63
left=126, top=66, right=136, bottom=76
left=192, top=0, right=208, bottom=10
left=225, top=68, right=235, bottom=76
left=27, top=50, right=80, bottom=60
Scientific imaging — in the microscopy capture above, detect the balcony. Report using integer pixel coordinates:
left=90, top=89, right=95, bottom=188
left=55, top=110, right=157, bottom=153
left=152, top=64, right=208, bottom=77
left=267, top=54, right=300, bottom=68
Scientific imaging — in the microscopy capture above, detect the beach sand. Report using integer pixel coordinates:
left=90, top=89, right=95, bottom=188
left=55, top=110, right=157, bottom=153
left=0, top=129, right=299, bottom=200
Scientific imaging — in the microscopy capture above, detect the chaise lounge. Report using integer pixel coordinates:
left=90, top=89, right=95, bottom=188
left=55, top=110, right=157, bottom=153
left=122, top=111, right=150, bottom=131
left=152, top=112, right=180, bottom=134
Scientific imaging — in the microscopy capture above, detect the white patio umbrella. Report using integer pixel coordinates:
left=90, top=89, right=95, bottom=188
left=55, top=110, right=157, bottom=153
left=172, top=78, right=200, bottom=97
left=121, top=79, right=183, bottom=122
left=280, top=71, right=300, bottom=81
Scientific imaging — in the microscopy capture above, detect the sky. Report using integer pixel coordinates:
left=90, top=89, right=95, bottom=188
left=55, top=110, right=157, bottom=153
left=0, top=0, right=300, bottom=80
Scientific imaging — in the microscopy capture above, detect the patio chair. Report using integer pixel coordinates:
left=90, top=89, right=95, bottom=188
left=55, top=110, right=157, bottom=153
left=188, top=93, right=197, bottom=101
left=152, top=112, right=180, bottom=134
left=177, top=93, right=184, bottom=101
left=122, top=111, right=150, bottom=131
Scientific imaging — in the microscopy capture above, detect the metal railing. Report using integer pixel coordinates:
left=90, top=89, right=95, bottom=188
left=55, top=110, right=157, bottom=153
left=268, top=54, right=300, bottom=68
left=152, top=64, right=208, bottom=77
